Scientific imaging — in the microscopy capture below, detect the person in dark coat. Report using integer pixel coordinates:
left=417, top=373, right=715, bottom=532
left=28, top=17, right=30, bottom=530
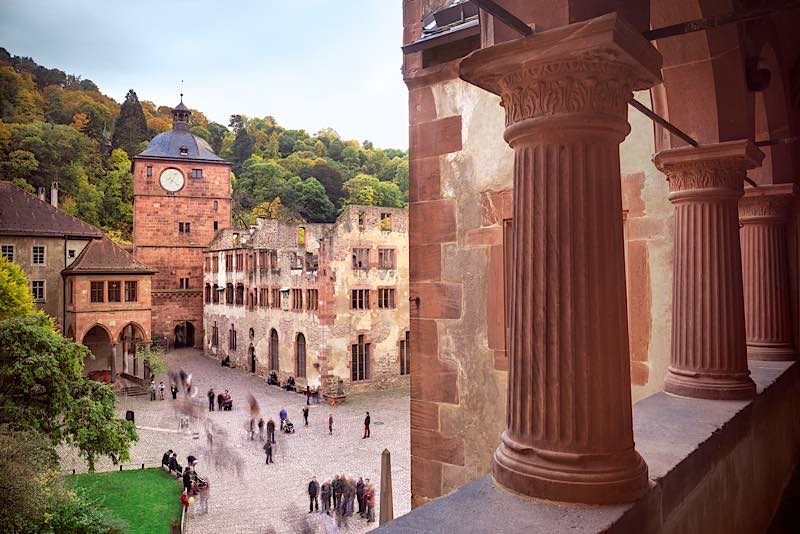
left=332, top=475, right=340, bottom=509
left=161, top=449, right=173, bottom=470
left=321, top=479, right=332, bottom=514
left=302, top=406, right=309, bottom=426
left=217, top=392, right=224, bottom=411
left=356, top=477, right=365, bottom=515
left=363, top=411, right=371, bottom=438
left=207, top=388, right=215, bottom=411
left=263, top=440, right=273, bottom=464
left=169, top=452, right=182, bottom=475
left=257, top=417, right=265, bottom=441
left=328, top=413, right=333, bottom=435
left=170, top=383, right=178, bottom=399
left=308, top=477, right=319, bottom=513
left=182, top=465, right=193, bottom=493
left=266, top=418, right=276, bottom=443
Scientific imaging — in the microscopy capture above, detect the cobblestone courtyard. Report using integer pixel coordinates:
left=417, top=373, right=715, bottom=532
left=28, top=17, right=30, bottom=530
left=59, top=349, right=411, bottom=533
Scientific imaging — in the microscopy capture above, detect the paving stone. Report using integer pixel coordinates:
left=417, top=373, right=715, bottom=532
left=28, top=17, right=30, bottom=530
left=59, top=348, right=411, bottom=533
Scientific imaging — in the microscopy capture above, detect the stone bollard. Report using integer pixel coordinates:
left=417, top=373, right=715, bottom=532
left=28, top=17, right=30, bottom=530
left=380, top=448, right=394, bottom=525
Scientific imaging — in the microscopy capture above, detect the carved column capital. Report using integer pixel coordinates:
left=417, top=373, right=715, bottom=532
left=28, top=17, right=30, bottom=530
left=653, top=140, right=765, bottom=198
left=739, top=183, right=796, bottom=223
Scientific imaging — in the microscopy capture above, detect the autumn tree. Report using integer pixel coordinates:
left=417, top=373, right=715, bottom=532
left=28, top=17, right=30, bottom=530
left=0, top=255, right=35, bottom=320
left=111, top=89, right=149, bottom=158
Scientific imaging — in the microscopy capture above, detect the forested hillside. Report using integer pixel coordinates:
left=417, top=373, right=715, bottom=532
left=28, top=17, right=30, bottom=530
left=0, top=47, right=408, bottom=242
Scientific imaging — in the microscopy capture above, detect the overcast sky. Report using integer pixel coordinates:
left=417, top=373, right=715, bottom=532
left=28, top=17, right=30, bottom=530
left=0, top=0, right=409, bottom=148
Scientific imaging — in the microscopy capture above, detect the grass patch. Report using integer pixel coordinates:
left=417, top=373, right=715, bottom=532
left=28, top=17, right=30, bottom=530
left=68, top=468, right=182, bottom=534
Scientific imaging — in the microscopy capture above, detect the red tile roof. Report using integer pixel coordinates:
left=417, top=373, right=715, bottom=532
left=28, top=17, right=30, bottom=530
left=0, top=181, right=103, bottom=238
left=63, top=236, right=156, bottom=275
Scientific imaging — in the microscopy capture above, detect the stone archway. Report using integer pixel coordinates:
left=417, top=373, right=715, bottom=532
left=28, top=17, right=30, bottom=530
left=174, top=321, right=195, bottom=349
left=82, top=324, right=113, bottom=382
left=119, top=322, right=146, bottom=378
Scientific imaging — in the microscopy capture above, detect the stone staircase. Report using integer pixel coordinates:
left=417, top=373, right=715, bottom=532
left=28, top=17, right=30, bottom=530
left=121, top=385, right=148, bottom=397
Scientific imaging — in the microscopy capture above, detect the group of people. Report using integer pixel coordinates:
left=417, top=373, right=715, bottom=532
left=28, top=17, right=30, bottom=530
left=206, top=388, right=233, bottom=411
left=308, top=475, right=377, bottom=525
left=163, top=449, right=210, bottom=516
left=149, top=381, right=172, bottom=401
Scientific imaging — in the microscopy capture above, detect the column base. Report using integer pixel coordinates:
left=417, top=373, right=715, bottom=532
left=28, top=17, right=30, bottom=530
left=747, top=342, right=796, bottom=361
left=664, top=368, right=755, bottom=400
left=492, top=433, right=649, bottom=505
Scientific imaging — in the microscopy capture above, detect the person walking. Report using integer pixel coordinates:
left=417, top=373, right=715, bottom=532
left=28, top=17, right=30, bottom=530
left=356, top=477, right=365, bottom=516
left=170, top=383, right=178, bottom=400
left=308, top=476, right=320, bottom=513
left=149, top=381, right=156, bottom=401
left=207, top=388, right=215, bottom=411
left=302, top=406, right=309, bottom=426
left=257, top=417, right=265, bottom=441
left=363, top=411, right=371, bottom=438
left=159, top=381, right=165, bottom=400
left=263, top=439, right=273, bottom=464
left=328, top=413, right=334, bottom=435
left=321, top=479, right=332, bottom=514
left=216, top=392, right=224, bottom=411
left=305, top=385, right=312, bottom=405
left=267, top=418, right=276, bottom=444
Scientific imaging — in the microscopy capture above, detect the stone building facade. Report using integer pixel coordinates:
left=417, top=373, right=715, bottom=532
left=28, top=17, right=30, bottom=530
left=401, top=0, right=800, bottom=520
left=132, top=99, right=232, bottom=349
left=203, top=205, right=410, bottom=394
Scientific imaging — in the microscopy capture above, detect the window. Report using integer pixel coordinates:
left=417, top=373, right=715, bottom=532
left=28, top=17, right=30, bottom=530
left=108, top=281, right=121, bottom=302
left=226, top=283, right=234, bottom=305
left=269, top=329, right=279, bottom=370
left=236, top=253, right=243, bottom=271
left=351, top=289, right=370, bottom=310
left=212, top=322, right=218, bottom=347
left=292, top=289, right=303, bottom=310
left=351, top=335, right=370, bottom=381
left=290, top=252, right=303, bottom=270
left=68, top=280, right=74, bottom=305
left=32, top=245, right=45, bottom=265
left=91, top=281, right=104, bottom=303
left=271, top=288, right=280, bottom=308
left=213, top=221, right=219, bottom=231
left=205, top=284, right=211, bottom=303
left=68, top=249, right=76, bottom=258
left=146, top=165, right=153, bottom=177
left=307, top=289, right=318, bottom=310
left=260, top=288, right=269, bottom=308
left=213, top=200, right=219, bottom=211
left=225, top=254, right=233, bottom=271
left=229, top=325, right=237, bottom=351
left=213, top=284, right=219, bottom=304
left=235, top=283, right=244, bottom=306
left=378, top=288, right=396, bottom=309
left=380, top=212, right=392, bottom=231
left=179, top=277, right=190, bottom=289
left=1, top=244, right=13, bottom=262
left=358, top=211, right=366, bottom=228
left=296, top=333, right=306, bottom=378
left=179, top=222, right=191, bottom=234
left=352, top=248, right=370, bottom=270
left=191, top=169, right=203, bottom=179
left=212, top=256, right=219, bottom=272
left=378, top=248, right=396, bottom=269
left=125, top=281, right=137, bottom=302
left=270, top=250, right=279, bottom=272
left=400, top=330, right=411, bottom=375
left=31, top=280, right=45, bottom=302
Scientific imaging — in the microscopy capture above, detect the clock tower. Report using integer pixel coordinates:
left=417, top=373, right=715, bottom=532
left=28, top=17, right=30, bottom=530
left=132, top=97, right=231, bottom=349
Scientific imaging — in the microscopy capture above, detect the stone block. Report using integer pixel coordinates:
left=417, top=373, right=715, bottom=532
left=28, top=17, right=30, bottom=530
left=410, top=399, right=439, bottom=431
left=410, top=355, right=458, bottom=404
left=410, top=244, right=441, bottom=282
left=409, top=199, right=457, bottom=245
left=408, top=157, right=441, bottom=203
left=409, top=86, right=437, bottom=125
left=410, top=318, right=438, bottom=357
left=409, top=116, right=462, bottom=160
left=410, top=282, right=462, bottom=320
left=411, top=428, right=465, bottom=466
left=411, top=455, right=443, bottom=502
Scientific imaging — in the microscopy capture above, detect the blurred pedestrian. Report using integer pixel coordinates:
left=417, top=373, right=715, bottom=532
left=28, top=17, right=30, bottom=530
left=302, top=406, right=309, bottom=426
left=263, top=439, right=273, bottom=464
left=267, top=418, right=276, bottom=443
left=308, top=476, right=319, bottom=513
left=207, top=388, right=215, bottom=411
left=328, top=413, right=333, bottom=435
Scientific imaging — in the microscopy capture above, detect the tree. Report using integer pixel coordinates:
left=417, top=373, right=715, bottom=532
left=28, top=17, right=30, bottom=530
left=282, top=176, right=335, bottom=223
left=233, top=157, right=290, bottom=210
left=207, top=121, right=228, bottom=154
left=0, top=255, right=35, bottom=320
left=99, top=149, right=134, bottom=238
left=230, top=114, right=255, bottom=174
left=111, top=89, right=149, bottom=158
left=0, top=315, right=138, bottom=470
left=342, top=173, right=405, bottom=208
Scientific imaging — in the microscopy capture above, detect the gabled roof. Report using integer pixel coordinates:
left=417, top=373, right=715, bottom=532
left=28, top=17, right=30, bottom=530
left=0, top=181, right=103, bottom=239
left=63, top=236, right=156, bottom=275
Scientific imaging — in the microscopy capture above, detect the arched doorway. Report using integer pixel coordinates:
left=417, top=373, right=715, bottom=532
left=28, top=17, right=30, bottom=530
left=82, top=324, right=113, bottom=382
left=174, top=322, right=195, bottom=348
left=269, top=329, right=279, bottom=371
left=295, top=333, right=306, bottom=378
left=119, top=323, right=146, bottom=378
left=250, top=344, right=256, bottom=373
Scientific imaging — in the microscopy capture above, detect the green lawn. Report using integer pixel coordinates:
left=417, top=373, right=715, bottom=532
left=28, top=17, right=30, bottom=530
left=69, top=468, right=182, bottom=534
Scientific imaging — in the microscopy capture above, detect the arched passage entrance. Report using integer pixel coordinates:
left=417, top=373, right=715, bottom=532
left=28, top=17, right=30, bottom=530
left=250, top=344, right=256, bottom=373
left=174, top=322, right=195, bottom=348
left=269, top=329, right=279, bottom=371
left=82, top=324, right=113, bottom=382
left=119, top=323, right=146, bottom=378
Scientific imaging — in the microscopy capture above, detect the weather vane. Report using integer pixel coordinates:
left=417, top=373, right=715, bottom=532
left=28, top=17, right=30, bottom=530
left=180, top=79, right=184, bottom=101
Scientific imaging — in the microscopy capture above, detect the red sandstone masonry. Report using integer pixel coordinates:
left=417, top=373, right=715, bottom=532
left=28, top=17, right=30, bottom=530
left=408, top=157, right=441, bottom=203
left=410, top=116, right=463, bottom=159
left=410, top=282, right=462, bottom=320
left=409, top=199, right=457, bottom=245
left=411, top=427, right=465, bottom=466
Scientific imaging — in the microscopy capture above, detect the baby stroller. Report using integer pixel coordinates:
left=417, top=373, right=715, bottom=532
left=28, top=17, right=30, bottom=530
left=281, top=418, right=295, bottom=434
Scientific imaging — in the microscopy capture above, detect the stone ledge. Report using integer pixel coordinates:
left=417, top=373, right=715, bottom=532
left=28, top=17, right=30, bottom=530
left=378, top=361, right=799, bottom=533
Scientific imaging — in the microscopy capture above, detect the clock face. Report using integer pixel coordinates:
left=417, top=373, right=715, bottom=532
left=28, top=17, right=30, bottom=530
left=160, top=168, right=185, bottom=192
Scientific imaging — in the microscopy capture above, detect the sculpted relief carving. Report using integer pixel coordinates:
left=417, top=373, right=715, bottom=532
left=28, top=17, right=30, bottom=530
left=658, top=160, right=749, bottom=194
left=739, top=194, right=793, bottom=219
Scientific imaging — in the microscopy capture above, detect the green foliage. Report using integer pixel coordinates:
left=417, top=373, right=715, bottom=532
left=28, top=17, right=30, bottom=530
left=0, top=315, right=138, bottom=470
left=99, top=149, right=134, bottom=237
left=136, top=344, right=167, bottom=376
left=342, top=173, right=405, bottom=209
left=0, top=253, right=36, bottom=321
left=111, top=90, right=148, bottom=158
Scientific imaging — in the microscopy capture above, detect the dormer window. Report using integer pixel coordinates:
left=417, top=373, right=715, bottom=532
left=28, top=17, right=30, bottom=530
left=180, top=146, right=189, bottom=155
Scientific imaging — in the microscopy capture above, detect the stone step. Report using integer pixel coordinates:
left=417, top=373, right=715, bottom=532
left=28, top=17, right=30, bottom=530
left=122, top=386, right=148, bottom=396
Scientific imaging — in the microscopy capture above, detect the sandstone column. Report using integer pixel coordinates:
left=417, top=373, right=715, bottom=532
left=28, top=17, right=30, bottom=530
left=110, top=342, right=117, bottom=384
left=459, top=14, right=661, bottom=504
left=739, top=184, right=796, bottom=361
left=654, top=141, right=764, bottom=400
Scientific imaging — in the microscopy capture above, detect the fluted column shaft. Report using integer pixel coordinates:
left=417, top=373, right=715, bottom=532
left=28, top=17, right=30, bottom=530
left=740, top=184, right=796, bottom=360
left=459, top=13, right=661, bottom=504
left=654, top=141, right=764, bottom=400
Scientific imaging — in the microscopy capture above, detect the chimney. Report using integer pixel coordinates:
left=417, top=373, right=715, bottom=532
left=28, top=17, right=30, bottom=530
left=38, top=187, right=46, bottom=202
left=50, top=181, right=59, bottom=208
